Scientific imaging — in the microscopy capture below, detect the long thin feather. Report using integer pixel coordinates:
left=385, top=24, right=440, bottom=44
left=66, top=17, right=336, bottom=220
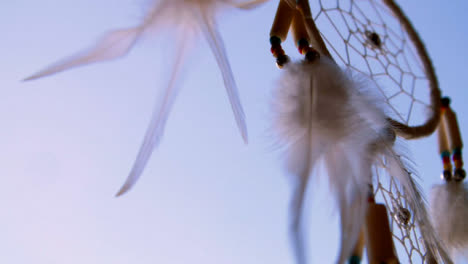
left=198, top=10, right=248, bottom=143
left=288, top=71, right=331, bottom=264
left=289, top=129, right=324, bottom=264
left=326, top=144, right=372, bottom=264
left=115, top=34, right=189, bottom=197
left=24, top=27, right=144, bottom=81
left=290, top=166, right=311, bottom=264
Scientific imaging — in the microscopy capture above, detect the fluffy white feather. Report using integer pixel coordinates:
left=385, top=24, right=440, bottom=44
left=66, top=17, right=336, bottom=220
left=25, top=0, right=268, bottom=196
left=273, top=57, right=452, bottom=263
left=431, top=181, right=468, bottom=257
left=273, top=57, right=389, bottom=263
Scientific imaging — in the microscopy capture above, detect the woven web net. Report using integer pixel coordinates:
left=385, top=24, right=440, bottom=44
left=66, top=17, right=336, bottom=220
left=308, top=0, right=435, bottom=262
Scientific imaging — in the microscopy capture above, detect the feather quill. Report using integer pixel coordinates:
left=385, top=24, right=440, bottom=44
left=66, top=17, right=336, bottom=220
left=24, top=0, right=267, bottom=195
left=273, top=57, right=452, bottom=263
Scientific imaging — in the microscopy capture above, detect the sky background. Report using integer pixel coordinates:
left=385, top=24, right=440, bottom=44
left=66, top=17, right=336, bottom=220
left=1, top=0, right=468, bottom=263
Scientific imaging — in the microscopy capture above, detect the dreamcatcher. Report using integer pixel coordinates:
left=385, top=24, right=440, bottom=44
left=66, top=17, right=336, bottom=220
left=268, top=0, right=461, bottom=263
left=22, top=0, right=466, bottom=263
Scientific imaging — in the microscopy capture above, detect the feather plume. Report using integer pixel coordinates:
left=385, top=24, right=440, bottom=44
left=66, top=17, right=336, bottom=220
left=431, top=181, right=468, bottom=257
left=273, top=57, right=452, bottom=263
left=24, top=0, right=268, bottom=195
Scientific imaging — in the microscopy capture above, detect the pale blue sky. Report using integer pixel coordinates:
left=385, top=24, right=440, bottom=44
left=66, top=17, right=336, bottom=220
left=1, top=1, right=468, bottom=263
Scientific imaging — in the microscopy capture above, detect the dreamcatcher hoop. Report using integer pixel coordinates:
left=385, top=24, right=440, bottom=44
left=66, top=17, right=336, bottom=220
left=298, top=0, right=441, bottom=140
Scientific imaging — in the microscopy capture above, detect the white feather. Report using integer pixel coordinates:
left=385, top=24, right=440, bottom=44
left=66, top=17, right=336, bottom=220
left=272, top=58, right=389, bottom=263
left=24, top=0, right=269, bottom=195
left=431, top=181, right=468, bottom=257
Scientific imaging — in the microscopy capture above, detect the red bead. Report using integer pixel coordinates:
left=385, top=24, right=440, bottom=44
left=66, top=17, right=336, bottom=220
left=271, top=46, right=285, bottom=58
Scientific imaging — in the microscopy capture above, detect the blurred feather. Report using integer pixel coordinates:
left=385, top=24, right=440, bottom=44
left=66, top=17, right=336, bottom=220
left=115, top=31, right=189, bottom=197
left=431, top=181, right=468, bottom=257
left=23, top=27, right=144, bottom=81
left=24, top=0, right=269, bottom=195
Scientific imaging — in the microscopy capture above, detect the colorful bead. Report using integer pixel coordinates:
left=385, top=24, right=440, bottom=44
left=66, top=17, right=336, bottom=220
left=305, top=49, right=320, bottom=62
left=453, top=154, right=461, bottom=162
left=442, top=170, right=452, bottom=181
left=269, top=36, right=281, bottom=46
left=271, top=46, right=285, bottom=57
left=452, top=148, right=464, bottom=169
left=440, top=97, right=450, bottom=115
left=441, top=151, right=450, bottom=159
left=270, top=35, right=289, bottom=68
left=348, top=255, right=361, bottom=264
left=297, top=38, right=309, bottom=54
left=441, top=97, right=451, bottom=107
left=276, top=54, right=289, bottom=68
left=454, top=169, right=466, bottom=181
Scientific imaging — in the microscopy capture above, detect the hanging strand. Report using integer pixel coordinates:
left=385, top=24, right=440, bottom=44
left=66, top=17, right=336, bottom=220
left=290, top=8, right=319, bottom=62
left=269, top=0, right=293, bottom=68
left=270, top=36, right=289, bottom=68
left=269, top=0, right=321, bottom=67
left=441, top=97, right=465, bottom=181
left=430, top=98, right=468, bottom=260
left=438, top=98, right=452, bottom=181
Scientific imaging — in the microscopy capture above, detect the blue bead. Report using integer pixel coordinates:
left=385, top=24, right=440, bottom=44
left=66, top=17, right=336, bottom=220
left=348, top=255, right=361, bottom=264
left=270, top=36, right=281, bottom=45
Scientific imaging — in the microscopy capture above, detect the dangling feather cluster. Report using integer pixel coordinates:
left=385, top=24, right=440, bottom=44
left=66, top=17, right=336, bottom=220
left=273, top=57, right=388, bottom=263
left=272, top=57, right=452, bottom=263
left=25, top=0, right=268, bottom=196
left=431, top=180, right=468, bottom=256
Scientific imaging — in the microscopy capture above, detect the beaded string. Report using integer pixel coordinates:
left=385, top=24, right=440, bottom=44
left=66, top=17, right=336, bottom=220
left=440, top=97, right=465, bottom=181
left=438, top=98, right=452, bottom=180
left=291, top=8, right=320, bottom=62
left=297, top=38, right=320, bottom=62
left=270, top=36, right=289, bottom=68
left=269, top=0, right=293, bottom=68
left=269, top=0, right=321, bottom=67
